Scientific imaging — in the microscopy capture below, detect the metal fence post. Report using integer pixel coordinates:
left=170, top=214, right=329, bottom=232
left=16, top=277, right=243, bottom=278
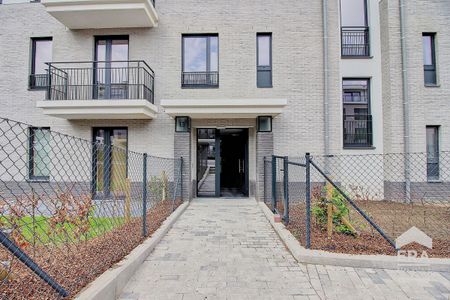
left=305, top=152, right=311, bottom=249
left=0, top=230, right=68, bottom=297
left=271, top=155, right=276, bottom=212
left=283, top=156, right=289, bottom=223
left=142, top=153, right=148, bottom=237
left=180, top=156, right=183, bottom=201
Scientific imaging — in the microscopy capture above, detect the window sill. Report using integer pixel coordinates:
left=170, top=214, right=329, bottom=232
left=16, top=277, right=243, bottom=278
left=27, top=178, right=50, bottom=183
left=181, top=85, right=219, bottom=89
left=343, top=146, right=376, bottom=150
left=427, top=179, right=442, bottom=183
left=424, top=84, right=440, bottom=88
left=257, top=86, right=273, bottom=89
left=341, top=55, right=373, bottom=59
left=28, top=86, right=47, bottom=91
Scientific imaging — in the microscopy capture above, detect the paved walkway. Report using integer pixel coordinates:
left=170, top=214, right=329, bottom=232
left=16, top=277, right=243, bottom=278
left=119, top=198, right=450, bottom=300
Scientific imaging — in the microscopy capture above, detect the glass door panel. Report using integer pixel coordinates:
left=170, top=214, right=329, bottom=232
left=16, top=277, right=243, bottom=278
left=95, top=37, right=129, bottom=99
left=93, top=128, right=128, bottom=198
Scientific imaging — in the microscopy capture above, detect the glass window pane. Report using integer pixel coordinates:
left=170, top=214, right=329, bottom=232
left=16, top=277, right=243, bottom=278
left=183, top=37, right=207, bottom=72
left=341, top=0, right=367, bottom=27
left=342, top=79, right=369, bottom=103
left=210, top=36, right=218, bottom=72
left=258, top=35, right=271, bottom=66
left=33, top=40, right=52, bottom=75
left=31, top=128, right=50, bottom=178
left=422, top=35, right=433, bottom=65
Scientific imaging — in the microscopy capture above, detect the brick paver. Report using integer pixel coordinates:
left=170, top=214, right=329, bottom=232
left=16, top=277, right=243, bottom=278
left=119, top=198, right=450, bottom=300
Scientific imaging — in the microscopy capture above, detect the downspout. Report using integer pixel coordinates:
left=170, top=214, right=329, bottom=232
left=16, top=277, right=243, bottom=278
left=399, top=0, right=411, bottom=202
left=323, top=0, right=330, bottom=167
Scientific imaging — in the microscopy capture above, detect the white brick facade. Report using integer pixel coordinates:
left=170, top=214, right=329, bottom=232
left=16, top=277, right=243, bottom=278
left=0, top=0, right=448, bottom=199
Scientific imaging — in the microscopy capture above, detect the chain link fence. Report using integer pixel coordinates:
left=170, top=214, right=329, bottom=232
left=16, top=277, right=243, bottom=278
left=264, top=153, right=450, bottom=258
left=0, top=118, right=183, bottom=299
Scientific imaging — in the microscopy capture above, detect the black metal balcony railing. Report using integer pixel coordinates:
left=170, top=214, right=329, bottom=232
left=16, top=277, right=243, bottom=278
left=29, top=73, right=48, bottom=90
left=181, top=71, right=219, bottom=88
left=341, top=26, right=370, bottom=57
left=343, top=114, right=373, bottom=147
left=46, top=60, right=155, bottom=103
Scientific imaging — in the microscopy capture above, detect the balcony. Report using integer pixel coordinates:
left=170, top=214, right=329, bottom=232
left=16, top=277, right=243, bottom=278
left=41, top=0, right=158, bottom=29
left=343, top=115, right=373, bottom=148
left=181, top=72, right=219, bottom=88
left=36, top=60, right=158, bottom=120
left=341, top=26, right=370, bottom=57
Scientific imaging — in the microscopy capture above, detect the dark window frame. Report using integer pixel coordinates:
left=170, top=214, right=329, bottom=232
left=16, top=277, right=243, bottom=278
left=340, top=0, right=370, bottom=57
left=93, top=35, right=130, bottom=99
left=181, top=34, right=219, bottom=88
left=92, top=127, right=129, bottom=199
left=29, top=37, right=52, bottom=90
left=342, top=78, right=373, bottom=148
left=426, top=125, right=440, bottom=181
left=422, top=33, right=437, bottom=86
left=256, top=33, right=273, bottom=88
left=28, top=127, right=51, bottom=181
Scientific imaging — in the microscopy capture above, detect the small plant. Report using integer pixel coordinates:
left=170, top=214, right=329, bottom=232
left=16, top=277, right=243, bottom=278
left=311, top=185, right=356, bottom=236
left=48, top=188, right=93, bottom=243
left=148, top=172, right=169, bottom=202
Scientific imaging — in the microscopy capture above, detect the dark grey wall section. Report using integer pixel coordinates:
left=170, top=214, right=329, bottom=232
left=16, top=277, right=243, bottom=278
left=174, top=131, right=192, bottom=201
left=256, top=132, right=273, bottom=201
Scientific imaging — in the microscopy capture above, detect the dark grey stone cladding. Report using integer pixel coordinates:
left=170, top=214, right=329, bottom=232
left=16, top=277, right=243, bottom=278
left=174, top=131, right=192, bottom=201
left=256, top=132, right=273, bottom=201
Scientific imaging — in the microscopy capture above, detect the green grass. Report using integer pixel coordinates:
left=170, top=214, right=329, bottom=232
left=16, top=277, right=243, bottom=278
left=1, top=215, right=126, bottom=245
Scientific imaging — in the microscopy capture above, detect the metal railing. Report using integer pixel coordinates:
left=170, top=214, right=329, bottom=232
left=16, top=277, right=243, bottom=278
left=29, top=74, right=48, bottom=90
left=181, top=71, right=219, bottom=88
left=0, top=117, right=183, bottom=299
left=45, top=60, right=155, bottom=103
left=343, top=114, right=372, bottom=147
left=341, top=26, right=370, bottom=57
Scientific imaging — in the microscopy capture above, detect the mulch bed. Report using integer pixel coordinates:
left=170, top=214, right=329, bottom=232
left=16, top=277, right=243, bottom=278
left=285, top=202, right=450, bottom=258
left=0, top=200, right=182, bottom=300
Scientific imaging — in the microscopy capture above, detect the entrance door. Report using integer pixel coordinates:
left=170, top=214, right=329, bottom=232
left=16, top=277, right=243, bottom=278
left=196, top=128, right=248, bottom=197
left=93, top=128, right=128, bottom=198
left=94, top=36, right=129, bottom=99
left=219, top=129, right=248, bottom=197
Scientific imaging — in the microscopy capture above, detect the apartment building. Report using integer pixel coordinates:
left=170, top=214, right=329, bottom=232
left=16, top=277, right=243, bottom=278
left=0, top=0, right=448, bottom=201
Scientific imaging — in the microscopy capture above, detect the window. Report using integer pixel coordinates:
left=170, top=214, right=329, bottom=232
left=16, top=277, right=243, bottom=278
left=257, top=33, right=272, bottom=88
left=29, top=127, right=50, bottom=180
left=94, top=36, right=129, bottom=99
left=182, top=35, right=218, bottom=88
left=426, top=126, right=439, bottom=181
left=93, top=128, right=128, bottom=198
left=423, top=33, right=437, bottom=85
left=342, top=79, right=372, bottom=147
left=30, top=37, right=52, bottom=89
left=340, top=0, right=369, bottom=56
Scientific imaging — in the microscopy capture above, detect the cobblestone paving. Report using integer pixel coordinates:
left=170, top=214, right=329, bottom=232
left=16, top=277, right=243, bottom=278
left=119, top=198, right=450, bottom=300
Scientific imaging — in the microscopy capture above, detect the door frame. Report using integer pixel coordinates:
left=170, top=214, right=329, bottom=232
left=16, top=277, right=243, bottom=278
left=91, top=127, right=128, bottom=199
left=196, top=128, right=249, bottom=198
left=93, top=35, right=129, bottom=99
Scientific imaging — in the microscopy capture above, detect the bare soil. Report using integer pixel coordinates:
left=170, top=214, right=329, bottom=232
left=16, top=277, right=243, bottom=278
left=0, top=200, right=182, bottom=300
left=285, top=202, right=450, bottom=258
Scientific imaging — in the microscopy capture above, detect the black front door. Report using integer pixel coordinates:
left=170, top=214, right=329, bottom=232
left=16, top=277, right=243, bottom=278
left=219, top=129, right=248, bottom=197
left=196, top=128, right=248, bottom=197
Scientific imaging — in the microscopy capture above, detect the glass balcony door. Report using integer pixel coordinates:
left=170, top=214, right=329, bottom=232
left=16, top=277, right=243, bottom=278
left=94, top=36, right=129, bottom=99
left=93, top=128, right=128, bottom=198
